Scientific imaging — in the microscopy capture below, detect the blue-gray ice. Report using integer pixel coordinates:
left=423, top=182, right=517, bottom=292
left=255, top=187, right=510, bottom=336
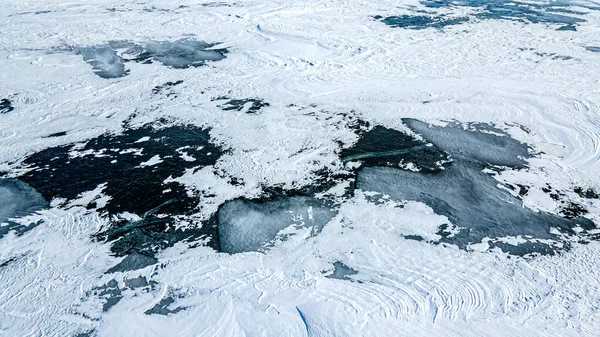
left=0, top=178, right=47, bottom=238
left=218, top=196, right=337, bottom=254
left=355, top=119, right=595, bottom=255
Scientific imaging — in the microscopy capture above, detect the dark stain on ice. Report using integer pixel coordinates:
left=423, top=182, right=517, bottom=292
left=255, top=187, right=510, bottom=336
left=18, top=122, right=223, bottom=263
left=74, top=40, right=228, bottom=78
left=0, top=98, right=14, bottom=114
left=145, top=297, right=186, bottom=315
left=325, top=261, right=358, bottom=281
left=353, top=118, right=596, bottom=256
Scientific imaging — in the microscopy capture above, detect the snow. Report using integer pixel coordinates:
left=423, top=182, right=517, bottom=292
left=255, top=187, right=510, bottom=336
left=1, top=0, right=600, bottom=336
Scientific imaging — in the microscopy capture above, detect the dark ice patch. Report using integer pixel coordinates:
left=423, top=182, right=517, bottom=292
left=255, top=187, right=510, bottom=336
left=380, top=0, right=593, bottom=30
left=375, top=14, right=469, bottom=29
left=42, top=131, right=68, bottom=138
left=340, top=125, right=449, bottom=172
left=325, top=261, right=358, bottom=281
left=106, top=253, right=158, bottom=273
left=420, top=0, right=591, bottom=27
left=0, top=178, right=48, bottom=239
left=355, top=119, right=596, bottom=255
left=152, top=80, right=184, bottom=97
left=218, top=98, right=270, bottom=114
left=0, top=98, right=14, bottom=114
left=145, top=297, right=186, bottom=315
left=74, top=40, right=227, bottom=78
left=586, top=46, right=600, bottom=52
left=90, top=280, right=123, bottom=312
left=19, top=123, right=223, bottom=259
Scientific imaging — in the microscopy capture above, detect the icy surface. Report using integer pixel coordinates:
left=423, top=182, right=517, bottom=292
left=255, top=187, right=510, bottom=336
left=0, top=178, right=47, bottom=238
left=76, top=40, right=227, bottom=78
left=355, top=120, right=595, bottom=254
left=1, top=0, right=600, bottom=336
left=218, top=196, right=337, bottom=254
left=78, top=47, right=128, bottom=79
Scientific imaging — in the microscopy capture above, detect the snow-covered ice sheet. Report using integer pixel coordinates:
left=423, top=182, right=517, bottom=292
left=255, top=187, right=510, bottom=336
left=1, top=0, right=600, bottom=336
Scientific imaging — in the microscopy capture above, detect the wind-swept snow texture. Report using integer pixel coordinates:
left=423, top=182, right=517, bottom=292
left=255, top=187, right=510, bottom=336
left=1, top=0, right=600, bottom=336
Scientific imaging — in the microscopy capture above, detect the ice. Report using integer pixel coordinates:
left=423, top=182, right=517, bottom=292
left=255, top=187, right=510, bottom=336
left=127, top=40, right=227, bottom=69
left=377, top=0, right=593, bottom=31
left=325, top=261, right=358, bottom=281
left=218, top=196, right=337, bottom=254
left=0, top=178, right=47, bottom=238
left=403, top=118, right=532, bottom=168
left=78, top=47, right=128, bottom=79
left=76, top=40, right=226, bottom=78
left=356, top=121, right=595, bottom=255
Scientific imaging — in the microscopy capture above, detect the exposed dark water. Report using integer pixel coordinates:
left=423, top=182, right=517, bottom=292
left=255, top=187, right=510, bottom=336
left=378, top=0, right=595, bottom=30
left=0, top=178, right=48, bottom=239
left=75, top=40, right=227, bottom=78
left=18, top=123, right=223, bottom=264
left=0, top=98, right=14, bottom=114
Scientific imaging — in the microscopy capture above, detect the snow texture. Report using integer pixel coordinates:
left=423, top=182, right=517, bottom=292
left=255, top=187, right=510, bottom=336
left=1, top=0, right=600, bottom=336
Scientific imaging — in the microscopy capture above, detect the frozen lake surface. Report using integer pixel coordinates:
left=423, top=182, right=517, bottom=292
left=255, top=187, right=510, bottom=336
left=1, top=0, right=599, bottom=336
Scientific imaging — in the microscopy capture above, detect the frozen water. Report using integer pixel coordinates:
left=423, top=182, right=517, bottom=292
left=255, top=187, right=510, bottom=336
left=0, top=178, right=47, bottom=239
left=125, top=40, right=227, bottom=69
left=106, top=253, right=158, bottom=273
left=326, top=261, right=358, bottom=281
left=378, top=0, right=594, bottom=30
left=78, top=47, right=128, bottom=79
left=355, top=121, right=595, bottom=255
left=340, top=125, right=449, bottom=171
left=145, top=297, right=185, bottom=316
left=76, top=40, right=227, bottom=78
left=421, top=0, right=592, bottom=26
left=374, top=15, right=469, bottom=30
left=403, top=118, right=531, bottom=168
left=218, top=196, right=337, bottom=254
left=20, top=123, right=222, bottom=258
